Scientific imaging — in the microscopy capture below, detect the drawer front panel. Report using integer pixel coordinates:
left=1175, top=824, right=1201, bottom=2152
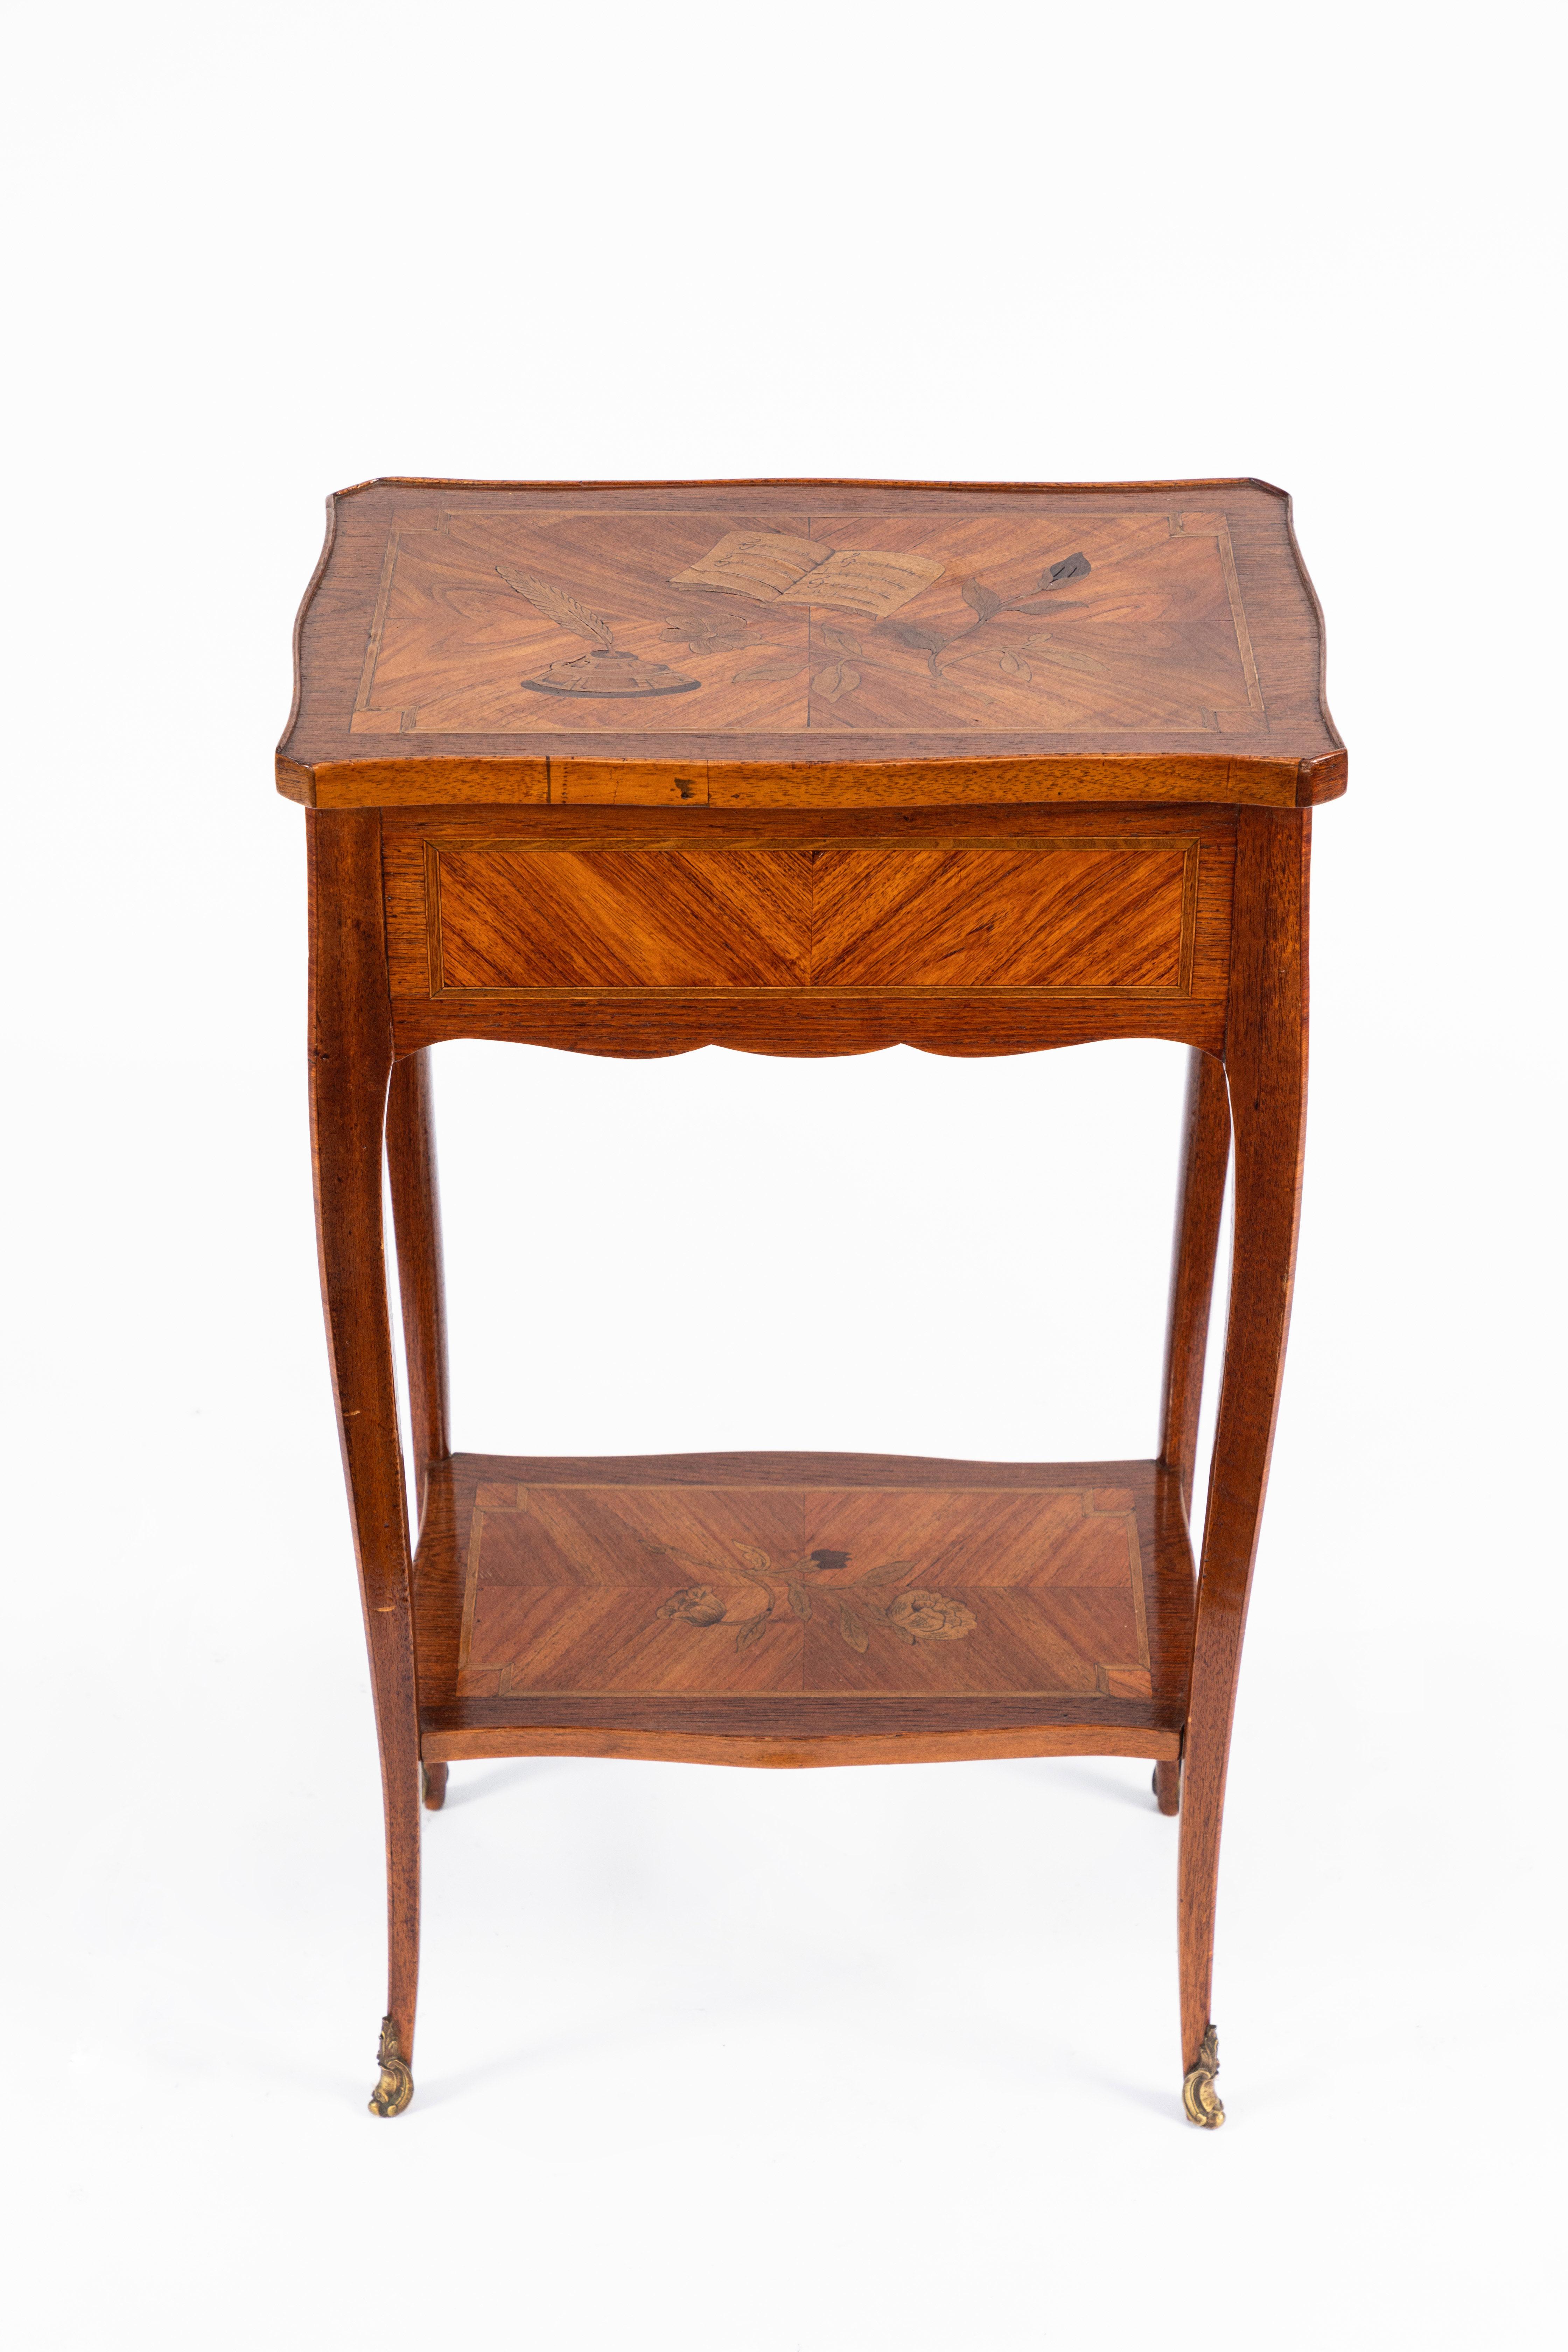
left=436, top=847, right=811, bottom=989
left=810, top=846, right=1190, bottom=989
left=422, top=838, right=1195, bottom=996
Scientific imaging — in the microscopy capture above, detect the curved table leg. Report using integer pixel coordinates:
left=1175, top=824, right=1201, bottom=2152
left=1153, top=1760, right=1181, bottom=1816
left=1159, top=1048, right=1232, bottom=1520
left=386, top=1047, right=451, bottom=1536
left=1178, top=808, right=1310, bottom=2127
left=421, top=1761, right=449, bottom=1811
left=308, top=809, right=421, bottom=2118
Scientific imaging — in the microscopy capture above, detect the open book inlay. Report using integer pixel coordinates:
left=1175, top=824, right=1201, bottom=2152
left=344, top=506, right=1270, bottom=739
left=668, top=531, right=945, bottom=618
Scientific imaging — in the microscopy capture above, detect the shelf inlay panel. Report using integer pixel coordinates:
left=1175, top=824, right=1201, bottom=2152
left=457, top=1482, right=1154, bottom=1700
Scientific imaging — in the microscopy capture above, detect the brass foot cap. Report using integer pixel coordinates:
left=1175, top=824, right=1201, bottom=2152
left=1182, top=2024, right=1225, bottom=2128
left=370, top=2016, right=414, bottom=2118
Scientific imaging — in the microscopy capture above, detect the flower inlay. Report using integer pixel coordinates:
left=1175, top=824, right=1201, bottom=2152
left=455, top=1480, right=1154, bottom=1701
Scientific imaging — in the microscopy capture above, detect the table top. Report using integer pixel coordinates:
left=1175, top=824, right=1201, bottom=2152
left=279, top=478, right=1345, bottom=811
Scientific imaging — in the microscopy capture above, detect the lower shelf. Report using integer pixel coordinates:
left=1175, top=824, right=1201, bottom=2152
left=412, top=1450, right=1195, bottom=1766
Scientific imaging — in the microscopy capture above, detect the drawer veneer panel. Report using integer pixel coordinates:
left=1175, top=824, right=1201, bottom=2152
left=435, top=846, right=811, bottom=989
left=381, top=803, right=1236, bottom=1056
left=810, top=844, right=1192, bottom=988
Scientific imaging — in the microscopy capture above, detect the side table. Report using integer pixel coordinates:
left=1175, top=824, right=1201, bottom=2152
left=279, top=477, right=1344, bottom=2124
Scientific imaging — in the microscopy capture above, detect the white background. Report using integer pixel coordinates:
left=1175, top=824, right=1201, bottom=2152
left=6, top=2, right=1562, bottom=2345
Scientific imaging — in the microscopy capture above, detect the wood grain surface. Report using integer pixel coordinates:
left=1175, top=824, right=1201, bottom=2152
left=380, top=802, right=1234, bottom=1058
left=456, top=1480, right=1156, bottom=1701
left=385, top=1048, right=450, bottom=1535
left=1178, top=806, right=1310, bottom=2085
left=286, top=493, right=1341, bottom=2113
left=307, top=811, right=422, bottom=2071
left=428, top=841, right=1193, bottom=994
left=412, top=1452, right=1196, bottom=1751
left=424, top=1725, right=1182, bottom=1768
left=1159, top=1048, right=1232, bottom=1517
left=807, top=841, right=1190, bottom=988
left=279, top=481, right=1344, bottom=809
left=435, top=845, right=814, bottom=989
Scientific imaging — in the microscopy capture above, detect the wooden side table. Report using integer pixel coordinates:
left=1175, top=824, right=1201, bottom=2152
left=279, top=478, right=1344, bottom=2124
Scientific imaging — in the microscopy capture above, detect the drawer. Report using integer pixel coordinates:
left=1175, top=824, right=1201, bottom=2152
left=404, top=835, right=1199, bottom=996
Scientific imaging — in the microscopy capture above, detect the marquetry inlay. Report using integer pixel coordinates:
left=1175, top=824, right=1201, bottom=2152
left=285, top=472, right=1344, bottom=2123
left=351, top=507, right=1265, bottom=741
left=456, top=1482, right=1154, bottom=1701
left=423, top=838, right=1198, bottom=995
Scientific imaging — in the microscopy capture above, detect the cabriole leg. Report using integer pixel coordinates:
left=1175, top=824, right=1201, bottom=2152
left=1177, top=808, right=1310, bottom=2128
left=386, top=1046, right=451, bottom=1537
left=1159, top=1048, right=1232, bottom=1520
left=308, top=809, right=422, bottom=2118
